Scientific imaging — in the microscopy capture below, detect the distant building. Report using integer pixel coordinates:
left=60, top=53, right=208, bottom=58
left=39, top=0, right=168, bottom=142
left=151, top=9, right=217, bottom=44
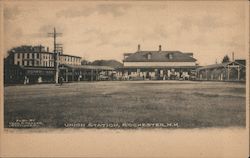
left=117, top=45, right=198, bottom=80
left=4, top=45, right=81, bottom=84
left=196, top=60, right=246, bottom=81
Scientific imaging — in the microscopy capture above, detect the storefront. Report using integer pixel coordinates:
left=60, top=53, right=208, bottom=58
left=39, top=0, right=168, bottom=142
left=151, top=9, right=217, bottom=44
left=4, top=65, right=55, bottom=84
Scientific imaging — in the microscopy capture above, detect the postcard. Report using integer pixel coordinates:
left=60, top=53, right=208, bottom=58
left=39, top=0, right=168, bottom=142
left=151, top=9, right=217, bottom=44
left=0, top=0, right=249, bottom=157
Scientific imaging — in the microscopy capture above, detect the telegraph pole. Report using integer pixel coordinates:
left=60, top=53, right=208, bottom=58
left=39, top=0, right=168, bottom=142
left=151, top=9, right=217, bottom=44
left=48, top=27, right=62, bottom=84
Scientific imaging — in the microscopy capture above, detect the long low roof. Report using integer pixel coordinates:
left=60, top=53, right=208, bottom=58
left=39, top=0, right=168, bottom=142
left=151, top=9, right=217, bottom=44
left=19, top=66, right=55, bottom=71
left=197, top=61, right=245, bottom=70
left=60, top=64, right=114, bottom=70
left=118, top=66, right=199, bottom=69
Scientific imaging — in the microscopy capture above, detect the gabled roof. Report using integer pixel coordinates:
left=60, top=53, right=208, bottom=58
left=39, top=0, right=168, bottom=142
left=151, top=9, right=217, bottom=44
left=123, top=51, right=197, bottom=62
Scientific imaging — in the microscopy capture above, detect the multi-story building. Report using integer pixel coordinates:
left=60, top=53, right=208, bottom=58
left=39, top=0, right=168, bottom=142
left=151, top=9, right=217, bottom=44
left=9, top=45, right=81, bottom=67
left=4, top=45, right=81, bottom=84
left=13, top=49, right=54, bottom=68
left=117, top=45, right=198, bottom=80
left=59, top=54, right=81, bottom=66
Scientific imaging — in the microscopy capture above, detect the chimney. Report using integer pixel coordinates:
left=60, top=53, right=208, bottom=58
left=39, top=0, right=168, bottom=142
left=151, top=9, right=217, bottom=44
left=232, top=52, right=234, bottom=61
left=137, top=44, right=141, bottom=52
left=159, top=45, right=162, bottom=51
left=47, top=47, right=49, bottom=52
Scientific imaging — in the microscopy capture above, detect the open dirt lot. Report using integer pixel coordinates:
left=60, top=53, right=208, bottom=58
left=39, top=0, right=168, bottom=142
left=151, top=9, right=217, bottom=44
left=4, top=81, right=246, bottom=128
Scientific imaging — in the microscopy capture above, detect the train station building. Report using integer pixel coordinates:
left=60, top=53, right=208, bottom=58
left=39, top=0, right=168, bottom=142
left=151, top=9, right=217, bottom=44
left=117, top=45, right=198, bottom=80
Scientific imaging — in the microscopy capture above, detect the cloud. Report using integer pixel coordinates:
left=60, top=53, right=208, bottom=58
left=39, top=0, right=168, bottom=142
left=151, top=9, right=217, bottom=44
left=96, top=4, right=131, bottom=17
left=112, top=40, right=133, bottom=47
left=13, top=28, right=23, bottom=39
left=39, top=25, right=56, bottom=33
left=56, top=3, right=131, bottom=18
left=152, top=25, right=169, bottom=39
left=4, top=5, right=21, bottom=20
left=77, top=28, right=127, bottom=46
left=56, top=6, right=94, bottom=18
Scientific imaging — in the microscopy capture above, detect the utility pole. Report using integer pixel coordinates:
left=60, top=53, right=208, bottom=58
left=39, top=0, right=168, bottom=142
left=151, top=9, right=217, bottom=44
left=48, top=27, right=62, bottom=84
left=232, top=51, right=235, bottom=62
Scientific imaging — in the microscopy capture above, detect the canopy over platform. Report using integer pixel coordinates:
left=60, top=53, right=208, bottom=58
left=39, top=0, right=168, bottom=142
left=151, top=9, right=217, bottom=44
left=197, top=61, right=245, bottom=70
left=59, top=64, right=114, bottom=71
left=119, top=66, right=199, bottom=69
left=59, top=64, right=115, bottom=82
left=196, top=61, right=246, bottom=81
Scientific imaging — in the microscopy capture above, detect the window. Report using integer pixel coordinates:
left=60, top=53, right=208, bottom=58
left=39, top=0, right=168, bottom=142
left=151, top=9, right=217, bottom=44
left=22, top=53, right=25, bottom=58
left=22, top=60, right=24, bottom=65
left=17, top=61, right=20, bottom=65
left=37, top=53, right=39, bottom=58
left=27, top=53, right=30, bottom=59
left=147, top=53, right=152, bottom=60
left=17, top=53, right=20, bottom=59
left=168, top=53, right=173, bottom=59
left=32, top=53, right=34, bottom=59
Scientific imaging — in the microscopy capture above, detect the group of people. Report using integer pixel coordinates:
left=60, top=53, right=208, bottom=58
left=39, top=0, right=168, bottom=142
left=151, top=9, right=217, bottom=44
left=24, top=76, right=29, bottom=84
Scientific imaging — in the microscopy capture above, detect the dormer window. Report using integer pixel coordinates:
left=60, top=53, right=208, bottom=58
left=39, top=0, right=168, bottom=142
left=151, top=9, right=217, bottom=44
left=168, top=53, right=173, bottom=59
left=147, top=53, right=152, bottom=60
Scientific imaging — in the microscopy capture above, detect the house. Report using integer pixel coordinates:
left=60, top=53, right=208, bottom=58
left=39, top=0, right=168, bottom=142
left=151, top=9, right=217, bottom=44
left=117, top=45, right=198, bottom=80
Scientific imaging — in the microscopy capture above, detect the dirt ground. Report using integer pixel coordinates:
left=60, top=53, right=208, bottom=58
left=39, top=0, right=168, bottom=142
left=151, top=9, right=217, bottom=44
left=4, top=81, right=246, bottom=128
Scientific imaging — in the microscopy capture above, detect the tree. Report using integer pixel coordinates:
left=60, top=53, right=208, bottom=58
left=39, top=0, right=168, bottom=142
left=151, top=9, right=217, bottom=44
left=222, top=55, right=230, bottom=63
left=91, top=60, right=123, bottom=68
left=81, top=59, right=92, bottom=65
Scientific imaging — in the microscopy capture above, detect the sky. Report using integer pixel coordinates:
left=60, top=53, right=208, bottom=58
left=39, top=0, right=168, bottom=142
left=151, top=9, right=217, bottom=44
left=3, top=1, right=249, bottom=65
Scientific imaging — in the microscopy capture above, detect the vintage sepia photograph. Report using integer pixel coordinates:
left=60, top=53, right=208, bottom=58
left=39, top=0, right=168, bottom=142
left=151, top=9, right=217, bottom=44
left=1, top=0, right=249, bottom=157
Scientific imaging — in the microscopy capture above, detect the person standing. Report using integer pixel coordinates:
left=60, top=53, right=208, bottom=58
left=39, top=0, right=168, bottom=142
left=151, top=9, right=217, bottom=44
left=59, top=76, right=64, bottom=86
